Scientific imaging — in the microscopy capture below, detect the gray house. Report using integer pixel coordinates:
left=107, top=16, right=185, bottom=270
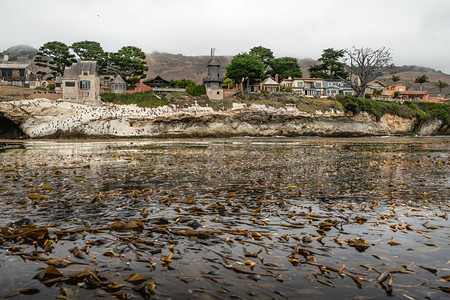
left=62, top=61, right=101, bottom=105
left=111, top=75, right=126, bottom=94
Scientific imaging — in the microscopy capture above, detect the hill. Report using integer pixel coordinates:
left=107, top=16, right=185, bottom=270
left=1, top=44, right=38, bottom=61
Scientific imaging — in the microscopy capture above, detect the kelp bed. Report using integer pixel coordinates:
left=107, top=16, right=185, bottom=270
left=0, top=137, right=449, bottom=299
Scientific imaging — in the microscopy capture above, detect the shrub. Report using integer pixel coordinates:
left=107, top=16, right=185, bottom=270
left=337, top=96, right=450, bottom=125
left=186, top=85, right=206, bottom=97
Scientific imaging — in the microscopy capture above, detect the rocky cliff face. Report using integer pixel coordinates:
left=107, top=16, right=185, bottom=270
left=0, top=99, right=447, bottom=139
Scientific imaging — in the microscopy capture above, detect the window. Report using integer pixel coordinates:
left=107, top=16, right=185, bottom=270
left=19, top=69, right=25, bottom=77
left=2, top=69, right=12, bottom=76
left=55, top=83, right=61, bottom=88
left=65, top=81, right=76, bottom=87
left=83, top=71, right=88, bottom=76
left=297, top=82, right=303, bottom=87
left=316, top=82, right=322, bottom=88
left=80, top=80, right=91, bottom=89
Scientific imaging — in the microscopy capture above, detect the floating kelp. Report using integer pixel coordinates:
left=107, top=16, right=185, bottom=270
left=0, top=137, right=448, bottom=299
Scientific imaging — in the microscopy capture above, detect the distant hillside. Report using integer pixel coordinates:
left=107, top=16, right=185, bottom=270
left=144, top=52, right=233, bottom=84
left=1, top=44, right=38, bottom=61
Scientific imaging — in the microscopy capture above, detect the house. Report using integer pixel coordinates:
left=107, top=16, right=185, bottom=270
left=365, top=80, right=388, bottom=96
left=0, top=62, right=33, bottom=86
left=279, top=78, right=324, bottom=96
left=143, top=76, right=174, bottom=88
left=54, top=76, right=62, bottom=93
left=61, top=61, right=101, bottom=105
left=280, top=77, right=354, bottom=97
left=398, top=91, right=429, bottom=101
left=261, top=76, right=280, bottom=93
left=111, top=75, right=126, bottom=94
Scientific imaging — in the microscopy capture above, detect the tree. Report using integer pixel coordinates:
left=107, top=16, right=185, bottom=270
left=344, top=47, right=392, bottom=98
left=436, top=80, right=449, bottom=93
left=249, top=46, right=274, bottom=69
left=308, top=48, right=348, bottom=79
left=172, top=79, right=196, bottom=88
left=70, top=41, right=105, bottom=61
left=391, top=75, right=401, bottom=83
left=414, top=75, right=428, bottom=91
left=268, top=57, right=302, bottom=80
left=226, top=53, right=265, bottom=91
left=108, top=46, right=148, bottom=79
left=34, top=41, right=76, bottom=79
left=222, top=77, right=235, bottom=88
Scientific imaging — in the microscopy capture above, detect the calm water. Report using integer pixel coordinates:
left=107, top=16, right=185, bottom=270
left=0, top=137, right=449, bottom=299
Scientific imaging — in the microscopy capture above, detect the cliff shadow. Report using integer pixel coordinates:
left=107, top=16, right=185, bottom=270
left=0, top=116, right=27, bottom=139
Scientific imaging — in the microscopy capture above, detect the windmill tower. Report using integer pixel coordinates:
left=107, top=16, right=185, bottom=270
left=204, top=48, right=224, bottom=100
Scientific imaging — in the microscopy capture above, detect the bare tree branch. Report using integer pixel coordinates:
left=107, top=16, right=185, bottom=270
left=343, top=47, right=392, bottom=97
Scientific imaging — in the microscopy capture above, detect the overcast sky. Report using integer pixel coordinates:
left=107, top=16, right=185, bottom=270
left=2, top=0, right=450, bottom=73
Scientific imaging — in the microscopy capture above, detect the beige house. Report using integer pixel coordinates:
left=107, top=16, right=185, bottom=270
left=62, top=61, right=101, bottom=105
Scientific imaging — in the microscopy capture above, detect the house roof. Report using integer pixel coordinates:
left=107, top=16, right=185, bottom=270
left=263, top=77, right=279, bottom=85
left=112, top=75, right=126, bottom=84
left=62, top=61, right=98, bottom=80
left=55, top=76, right=62, bottom=83
left=368, top=80, right=388, bottom=87
left=399, top=91, right=429, bottom=95
left=0, top=63, right=30, bottom=69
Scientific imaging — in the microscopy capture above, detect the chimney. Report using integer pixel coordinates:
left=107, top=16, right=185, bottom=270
left=3, top=53, right=9, bottom=62
left=275, top=74, right=279, bottom=83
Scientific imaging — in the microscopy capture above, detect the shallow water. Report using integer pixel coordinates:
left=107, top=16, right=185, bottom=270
left=0, top=137, right=449, bottom=299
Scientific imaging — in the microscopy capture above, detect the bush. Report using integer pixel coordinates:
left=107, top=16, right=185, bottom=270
left=173, top=79, right=196, bottom=88
left=337, top=96, right=412, bottom=120
left=47, top=83, right=55, bottom=91
left=415, top=102, right=449, bottom=123
left=285, top=87, right=293, bottom=93
left=186, top=85, right=206, bottom=97
left=337, top=96, right=449, bottom=124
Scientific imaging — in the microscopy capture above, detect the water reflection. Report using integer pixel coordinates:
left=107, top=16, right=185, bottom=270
left=0, top=137, right=448, bottom=299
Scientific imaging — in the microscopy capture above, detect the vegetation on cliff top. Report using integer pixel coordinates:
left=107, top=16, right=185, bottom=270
left=337, top=95, right=449, bottom=124
left=101, top=92, right=172, bottom=108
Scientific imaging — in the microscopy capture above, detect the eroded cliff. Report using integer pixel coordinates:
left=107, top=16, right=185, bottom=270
left=0, top=99, right=447, bottom=138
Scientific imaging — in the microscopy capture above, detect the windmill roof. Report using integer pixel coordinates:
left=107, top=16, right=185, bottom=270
left=207, top=58, right=221, bottom=66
